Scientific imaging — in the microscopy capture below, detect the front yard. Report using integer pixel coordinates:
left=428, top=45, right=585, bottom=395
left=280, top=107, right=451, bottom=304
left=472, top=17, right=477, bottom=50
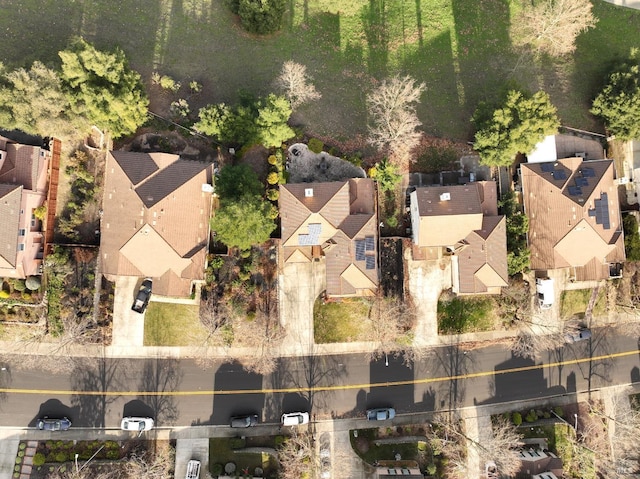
left=209, top=437, right=278, bottom=479
left=313, top=298, right=370, bottom=343
left=143, top=303, right=205, bottom=346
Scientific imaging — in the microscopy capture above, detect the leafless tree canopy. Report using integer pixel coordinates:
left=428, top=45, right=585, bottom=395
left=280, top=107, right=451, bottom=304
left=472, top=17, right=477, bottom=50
left=125, top=443, right=175, bottom=479
left=277, top=431, right=318, bottom=479
left=512, top=0, right=597, bottom=56
left=366, top=75, right=426, bottom=170
left=510, top=330, right=565, bottom=360
left=275, top=61, right=322, bottom=109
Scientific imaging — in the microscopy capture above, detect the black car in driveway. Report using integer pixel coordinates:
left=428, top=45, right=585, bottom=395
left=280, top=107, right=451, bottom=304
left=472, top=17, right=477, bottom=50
left=37, top=417, right=72, bottom=431
left=132, top=279, right=152, bottom=313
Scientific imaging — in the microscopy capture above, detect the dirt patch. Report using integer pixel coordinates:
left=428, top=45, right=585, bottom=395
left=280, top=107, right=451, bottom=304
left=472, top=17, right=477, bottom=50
left=380, top=238, right=404, bottom=297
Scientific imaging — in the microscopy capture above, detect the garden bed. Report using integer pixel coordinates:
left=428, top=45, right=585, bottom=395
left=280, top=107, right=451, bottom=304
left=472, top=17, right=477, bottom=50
left=209, top=436, right=278, bottom=479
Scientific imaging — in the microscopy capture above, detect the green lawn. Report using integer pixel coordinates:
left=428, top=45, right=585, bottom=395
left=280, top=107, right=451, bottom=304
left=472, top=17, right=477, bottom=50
left=209, top=438, right=277, bottom=477
left=437, top=296, right=496, bottom=334
left=560, top=288, right=607, bottom=319
left=143, top=302, right=206, bottom=346
left=1, top=1, right=639, bottom=143
left=313, top=298, right=370, bottom=343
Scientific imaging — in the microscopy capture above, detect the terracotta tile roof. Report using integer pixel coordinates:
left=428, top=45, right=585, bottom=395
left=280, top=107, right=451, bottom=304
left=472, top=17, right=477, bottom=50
left=101, top=151, right=213, bottom=297
left=521, top=158, right=625, bottom=279
left=0, top=184, right=21, bottom=270
left=280, top=178, right=378, bottom=297
left=0, top=142, right=46, bottom=191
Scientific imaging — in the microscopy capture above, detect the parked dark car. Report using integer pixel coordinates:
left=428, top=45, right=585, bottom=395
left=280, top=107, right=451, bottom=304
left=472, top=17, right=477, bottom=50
left=37, top=417, right=71, bottom=431
left=366, top=407, right=396, bottom=421
left=564, top=328, right=592, bottom=343
left=230, top=414, right=259, bottom=428
left=132, top=279, right=152, bottom=313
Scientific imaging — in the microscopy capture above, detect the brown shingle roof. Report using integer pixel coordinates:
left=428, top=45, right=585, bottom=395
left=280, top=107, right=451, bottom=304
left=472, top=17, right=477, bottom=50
left=110, top=151, right=159, bottom=185
left=0, top=184, right=21, bottom=269
left=0, top=141, right=45, bottom=191
left=522, top=158, right=625, bottom=279
left=101, top=151, right=212, bottom=297
left=280, top=179, right=378, bottom=297
left=457, top=215, right=508, bottom=293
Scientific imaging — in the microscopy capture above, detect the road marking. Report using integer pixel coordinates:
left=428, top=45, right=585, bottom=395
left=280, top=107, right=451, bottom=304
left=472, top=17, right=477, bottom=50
left=0, top=349, right=637, bottom=397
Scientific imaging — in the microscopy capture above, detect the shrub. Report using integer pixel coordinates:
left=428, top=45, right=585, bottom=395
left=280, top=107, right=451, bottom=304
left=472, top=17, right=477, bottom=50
left=274, top=435, right=285, bottom=446
left=512, top=412, right=522, bottom=426
left=33, top=453, right=45, bottom=467
left=525, top=410, right=537, bottom=423
left=543, top=412, right=551, bottom=419
left=159, top=75, right=181, bottom=92
left=17, top=451, right=24, bottom=458
left=34, top=205, right=47, bottom=221
left=224, top=462, right=237, bottom=474
left=266, top=188, right=280, bottom=201
left=554, top=406, right=564, bottom=418
left=268, top=155, right=278, bottom=165
left=0, top=290, right=9, bottom=299
left=25, top=276, right=41, bottom=291
left=427, top=463, right=437, bottom=475
left=15, top=457, right=21, bottom=465
left=21, top=292, right=31, bottom=300
left=106, top=450, right=119, bottom=460
left=237, top=0, right=286, bottom=35
left=18, top=443, right=26, bottom=451
left=14, top=466, right=20, bottom=473
left=55, top=452, right=67, bottom=462
left=11, top=279, right=26, bottom=292
left=267, top=171, right=279, bottom=185
left=189, top=81, right=202, bottom=93
left=212, top=463, right=223, bottom=476
left=229, top=437, right=246, bottom=449
left=308, top=138, right=324, bottom=153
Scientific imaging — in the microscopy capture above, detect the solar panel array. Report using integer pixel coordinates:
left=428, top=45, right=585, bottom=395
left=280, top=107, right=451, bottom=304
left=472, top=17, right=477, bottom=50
left=541, top=163, right=554, bottom=172
left=365, top=236, right=375, bottom=251
left=365, top=255, right=376, bottom=270
left=553, top=169, right=567, bottom=180
left=582, top=167, right=595, bottom=177
left=575, top=177, right=588, bottom=187
left=594, top=193, right=611, bottom=229
left=298, top=223, right=322, bottom=245
left=355, top=240, right=366, bottom=261
left=568, top=186, right=582, bottom=196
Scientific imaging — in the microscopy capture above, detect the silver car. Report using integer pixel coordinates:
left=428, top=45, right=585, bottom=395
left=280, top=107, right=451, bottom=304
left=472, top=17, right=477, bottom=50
left=366, top=407, right=396, bottom=421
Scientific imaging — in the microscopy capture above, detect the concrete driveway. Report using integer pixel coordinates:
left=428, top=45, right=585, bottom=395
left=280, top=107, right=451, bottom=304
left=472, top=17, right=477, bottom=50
left=408, top=254, right=452, bottom=346
left=279, top=260, right=326, bottom=356
left=111, top=276, right=146, bottom=347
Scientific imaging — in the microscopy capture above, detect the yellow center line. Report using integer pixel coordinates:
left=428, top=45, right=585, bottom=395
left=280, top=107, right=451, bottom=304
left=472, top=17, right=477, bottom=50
left=0, top=349, right=637, bottom=397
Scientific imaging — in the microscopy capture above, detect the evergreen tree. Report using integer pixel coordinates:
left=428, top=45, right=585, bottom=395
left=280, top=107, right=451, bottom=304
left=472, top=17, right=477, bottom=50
left=591, top=50, right=640, bottom=140
left=58, top=38, right=148, bottom=138
left=473, top=90, right=560, bottom=167
left=211, top=196, right=277, bottom=250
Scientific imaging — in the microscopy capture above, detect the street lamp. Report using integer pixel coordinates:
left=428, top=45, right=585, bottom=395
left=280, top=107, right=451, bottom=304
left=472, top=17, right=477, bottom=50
left=574, top=413, right=578, bottom=430
left=74, top=454, right=79, bottom=473
left=384, top=353, right=389, bottom=367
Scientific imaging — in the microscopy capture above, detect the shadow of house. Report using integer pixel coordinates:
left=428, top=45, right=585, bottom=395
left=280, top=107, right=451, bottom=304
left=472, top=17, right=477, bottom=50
left=211, top=361, right=265, bottom=425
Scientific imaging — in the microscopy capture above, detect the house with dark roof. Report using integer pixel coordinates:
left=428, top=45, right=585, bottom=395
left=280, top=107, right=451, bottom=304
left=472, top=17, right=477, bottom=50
left=0, top=136, right=56, bottom=279
left=279, top=179, right=378, bottom=297
left=515, top=448, right=563, bottom=479
left=408, top=181, right=508, bottom=295
left=521, top=158, right=625, bottom=281
left=100, top=151, right=213, bottom=297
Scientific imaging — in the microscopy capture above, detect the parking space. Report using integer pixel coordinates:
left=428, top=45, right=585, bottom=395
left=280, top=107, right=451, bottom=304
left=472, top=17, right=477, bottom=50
left=111, top=276, right=145, bottom=347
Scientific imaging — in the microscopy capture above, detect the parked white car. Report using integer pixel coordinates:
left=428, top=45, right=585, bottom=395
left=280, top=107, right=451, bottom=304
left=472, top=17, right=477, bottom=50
left=121, top=416, right=154, bottom=432
left=281, top=412, right=309, bottom=426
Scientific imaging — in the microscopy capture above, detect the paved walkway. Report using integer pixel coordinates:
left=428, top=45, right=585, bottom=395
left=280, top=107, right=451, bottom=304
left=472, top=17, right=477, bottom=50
left=0, top=433, right=19, bottom=479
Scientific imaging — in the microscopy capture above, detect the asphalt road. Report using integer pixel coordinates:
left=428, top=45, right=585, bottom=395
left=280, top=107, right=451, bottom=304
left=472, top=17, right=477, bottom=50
left=0, top=328, right=638, bottom=430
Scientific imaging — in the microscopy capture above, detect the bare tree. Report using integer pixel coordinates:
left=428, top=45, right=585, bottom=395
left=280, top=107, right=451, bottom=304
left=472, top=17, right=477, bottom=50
left=278, top=431, right=319, bottom=479
left=275, top=61, right=321, bottom=109
left=367, top=75, right=426, bottom=171
left=125, top=442, right=174, bottom=479
left=512, top=0, right=597, bottom=57
left=197, top=299, right=284, bottom=375
left=48, top=468, right=117, bottom=479
left=435, top=414, right=523, bottom=479
left=510, top=329, right=565, bottom=360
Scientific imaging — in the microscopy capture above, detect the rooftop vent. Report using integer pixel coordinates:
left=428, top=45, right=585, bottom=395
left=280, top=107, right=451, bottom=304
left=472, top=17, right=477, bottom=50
left=305, top=188, right=314, bottom=198
left=440, top=192, right=451, bottom=201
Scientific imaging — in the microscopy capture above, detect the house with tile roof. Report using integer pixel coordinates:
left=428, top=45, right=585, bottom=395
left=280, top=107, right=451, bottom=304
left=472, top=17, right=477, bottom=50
left=409, top=181, right=508, bottom=294
left=279, top=179, right=378, bottom=297
left=521, top=157, right=625, bottom=281
left=0, top=136, right=56, bottom=279
left=100, top=151, right=213, bottom=297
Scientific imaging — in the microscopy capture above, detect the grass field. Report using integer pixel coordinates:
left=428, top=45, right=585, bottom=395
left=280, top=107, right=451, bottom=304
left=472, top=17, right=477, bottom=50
left=313, top=298, right=370, bottom=343
left=0, top=1, right=639, bottom=142
left=560, top=288, right=607, bottom=319
left=143, top=302, right=206, bottom=346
